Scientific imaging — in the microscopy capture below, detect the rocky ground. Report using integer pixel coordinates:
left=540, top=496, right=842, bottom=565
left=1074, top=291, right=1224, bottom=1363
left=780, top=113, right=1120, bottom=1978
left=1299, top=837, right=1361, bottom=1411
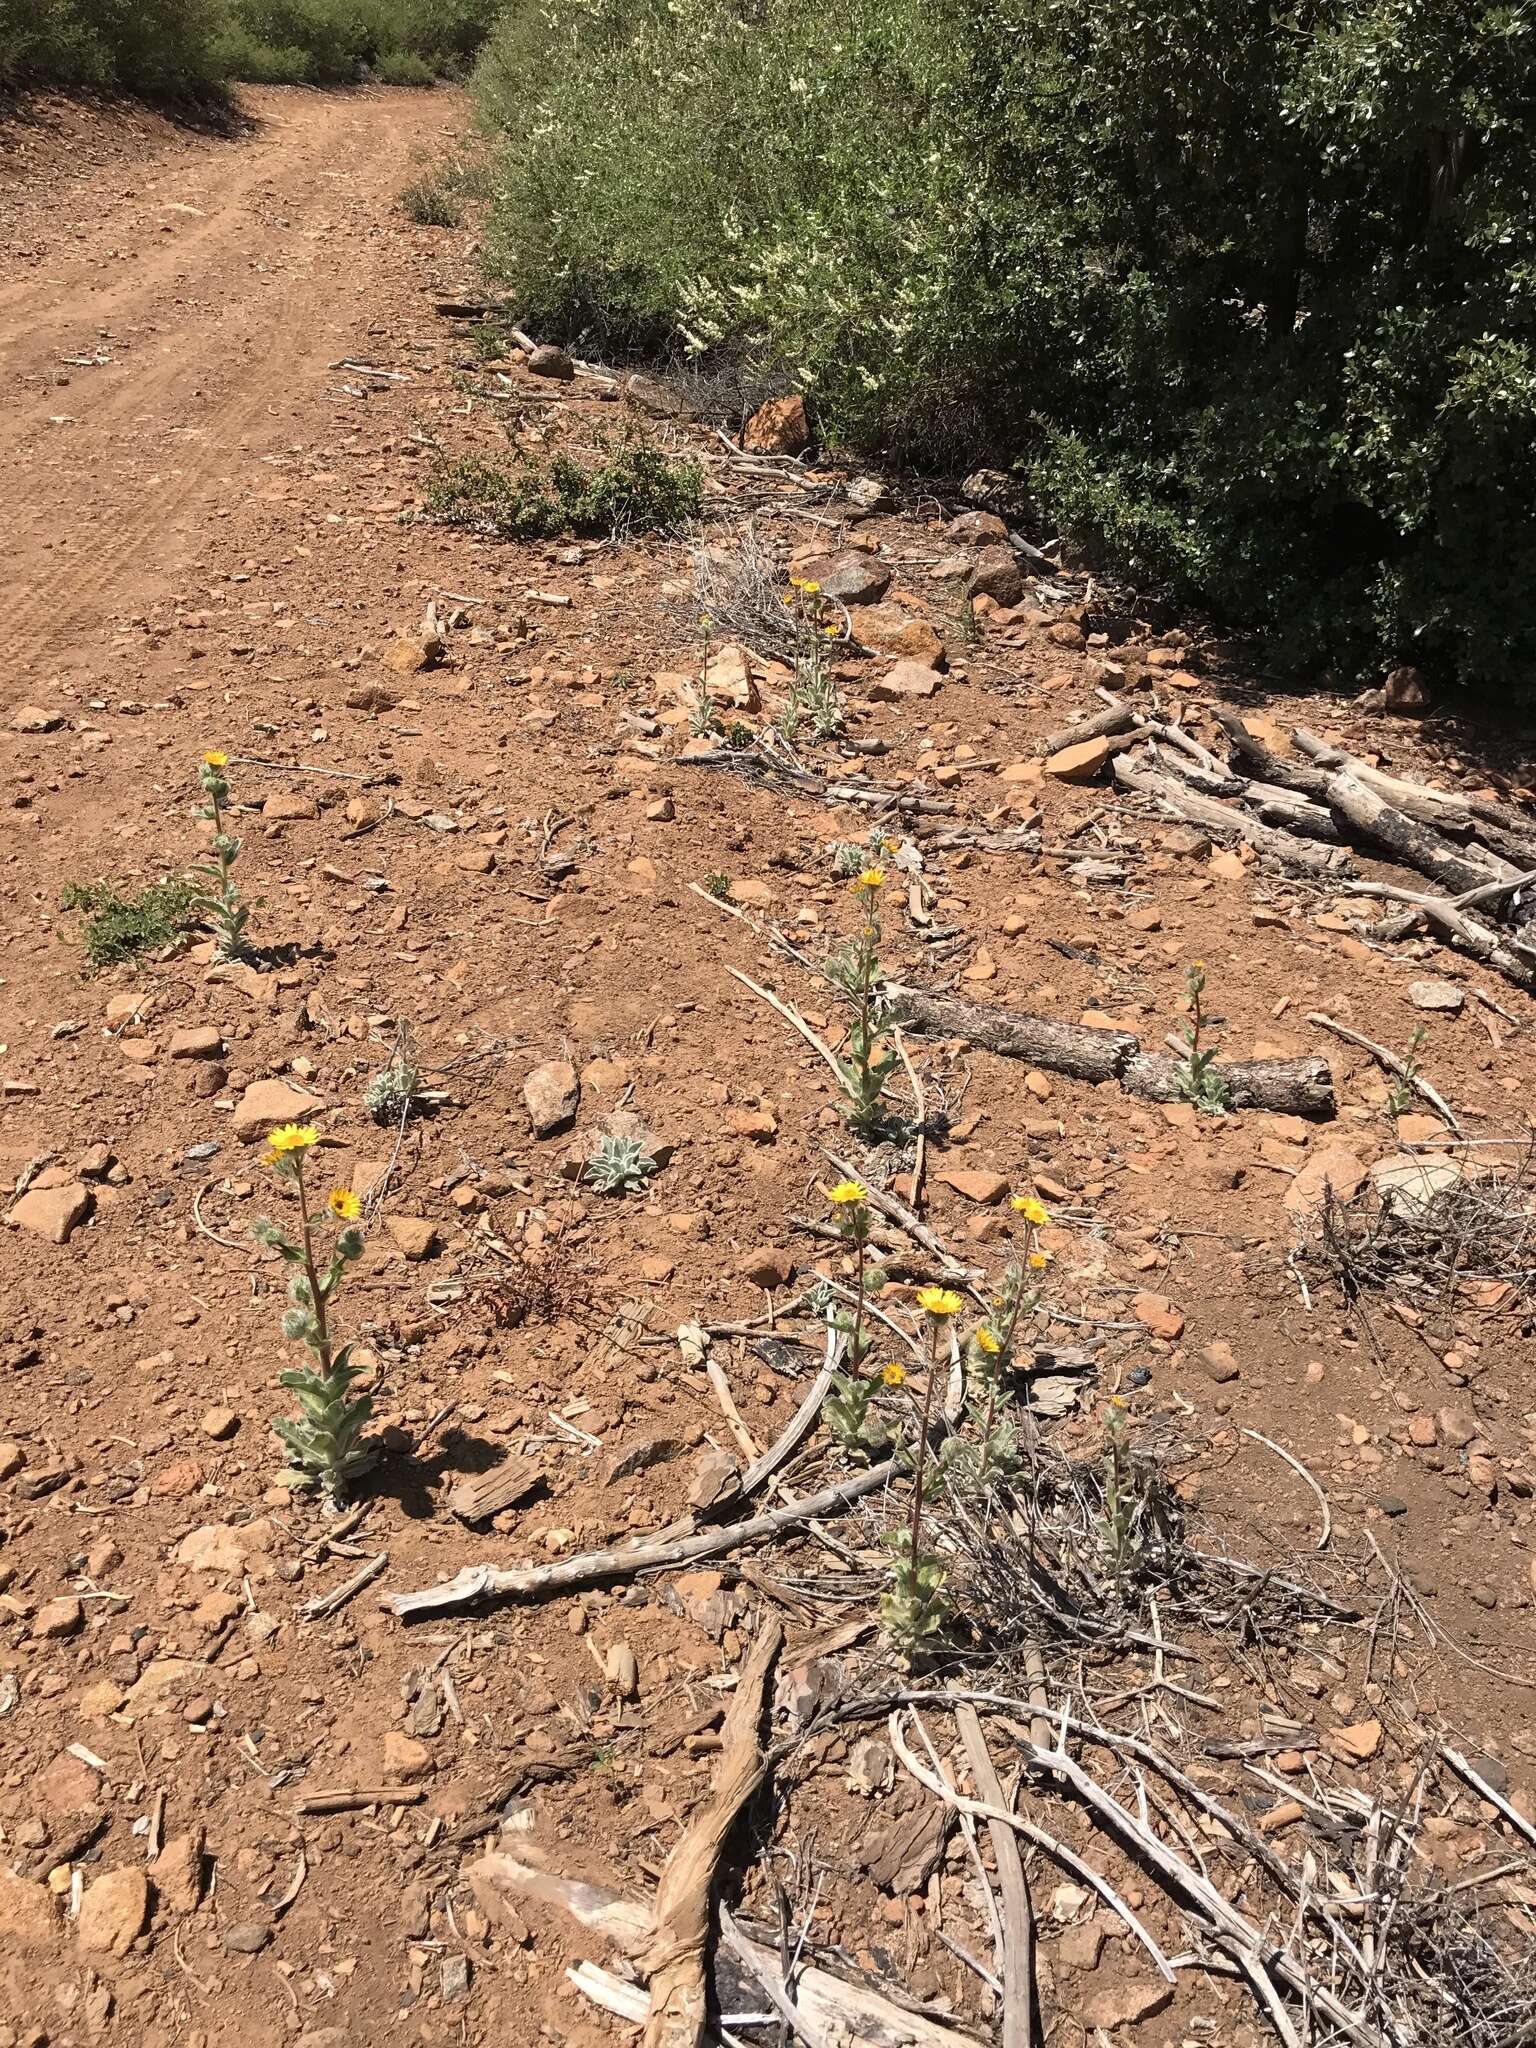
left=1, top=81, right=1535, bottom=2048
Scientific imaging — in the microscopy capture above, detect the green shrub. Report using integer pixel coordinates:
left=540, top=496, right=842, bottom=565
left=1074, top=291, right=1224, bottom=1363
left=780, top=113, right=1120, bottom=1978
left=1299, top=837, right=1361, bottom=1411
left=474, top=0, right=1536, bottom=700
left=425, top=437, right=702, bottom=540
left=0, top=0, right=228, bottom=93
left=400, top=173, right=461, bottom=225
left=60, top=877, right=199, bottom=968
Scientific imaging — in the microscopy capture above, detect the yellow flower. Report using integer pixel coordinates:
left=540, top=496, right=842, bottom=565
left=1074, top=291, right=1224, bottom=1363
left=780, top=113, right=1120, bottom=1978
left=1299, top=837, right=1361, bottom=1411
left=328, top=1188, right=361, bottom=1221
left=202, top=749, right=228, bottom=769
left=881, top=1362, right=906, bottom=1387
left=1027, top=1250, right=1049, bottom=1271
left=854, top=865, right=886, bottom=891
left=1011, top=1194, right=1049, bottom=1226
left=917, top=1285, right=963, bottom=1319
left=974, top=1327, right=1001, bottom=1354
left=788, top=576, right=822, bottom=595
left=827, top=1179, right=867, bottom=1205
left=1108, top=1393, right=1129, bottom=1409
left=823, top=624, right=839, bottom=637
left=267, top=1123, right=318, bottom=1156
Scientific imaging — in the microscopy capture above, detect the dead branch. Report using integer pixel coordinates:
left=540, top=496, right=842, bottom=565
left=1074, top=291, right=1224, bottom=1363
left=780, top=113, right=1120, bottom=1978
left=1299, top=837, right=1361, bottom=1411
left=1326, top=770, right=1514, bottom=896
left=1112, top=750, right=1349, bottom=875
left=954, top=1703, right=1038, bottom=2048
left=1307, top=1010, right=1465, bottom=1134
left=641, top=1619, right=782, bottom=2046
left=1341, top=879, right=1536, bottom=988
left=897, top=986, right=1335, bottom=1117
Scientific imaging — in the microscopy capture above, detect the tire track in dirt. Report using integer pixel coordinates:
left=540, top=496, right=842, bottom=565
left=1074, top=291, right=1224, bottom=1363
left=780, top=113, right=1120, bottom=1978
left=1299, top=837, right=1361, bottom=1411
left=0, top=88, right=456, bottom=672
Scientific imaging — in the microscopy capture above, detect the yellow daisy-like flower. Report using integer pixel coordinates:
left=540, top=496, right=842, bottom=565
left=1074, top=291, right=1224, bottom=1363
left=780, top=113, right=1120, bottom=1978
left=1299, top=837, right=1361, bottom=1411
left=1027, top=1250, right=1050, bottom=1271
left=881, top=1361, right=906, bottom=1387
left=1108, top=1393, right=1130, bottom=1409
left=267, top=1123, right=318, bottom=1156
left=1011, top=1194, right=1049, bottom=1226
left=974, top=1327, right=1002, bottom=1355
left=328, top=1188, right=361, bottom=1221
left=823, top=624, right=839, bottom=638
left=916, top=1285, right=963, bottom=1319
left=203, top=749, right=228, bottom=768
left=854, top=865, right=886, bottom=891
left=827, top=1178, right=867, bottom=1205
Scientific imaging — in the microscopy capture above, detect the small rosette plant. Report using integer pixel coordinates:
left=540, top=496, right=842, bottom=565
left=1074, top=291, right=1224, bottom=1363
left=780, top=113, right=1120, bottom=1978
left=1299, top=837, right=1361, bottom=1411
left=254, top=1123, right=375, bottom=1504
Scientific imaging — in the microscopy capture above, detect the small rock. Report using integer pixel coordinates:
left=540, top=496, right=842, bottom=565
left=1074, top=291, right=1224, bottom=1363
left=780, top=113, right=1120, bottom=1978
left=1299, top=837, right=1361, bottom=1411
left=1199, top=1340, right=1240, bottom=1383
left=523, top=1059, right=580, bottom=1137
left=31, top=1596, right=84, bottom=1641
left=169, top=1026, right=224, bottom=1060
left=947, top=510, right=1009, bottom=546
left=800, top=551, right=890, bottom=606
left=742, top=394, right=811, bottom=455
left=933, top=1166, right=1008, bottom=1205
left=77, top=1868, right=149, bottom=1956
left=1043, top=737, right=1111, bottom=783
left=79, top=1680, right=126, bottom=1719
left=1284, top=1145, right=1366, bottom=1216
left=176, top=1520, right=273, bottom=1573
left=222, top=1919, right=273, bottom=1954
left=441, top=1954, right=472, bottom=2001
left=1383, top=664, right=1431, bottom=715
left=1084, top=1982, right=1174, bottom=2032
left=382, top=1731, right=432, bottom=1783
left=262, top=791, right=318, bottom=821
left=232, top=1078, right=323, bottom=1143
left=867, top=660, right=941, bottom=701
left=0, top=1443, right=25, bottom=1481
left=1132, top=1293, right=1184, bottom=1340
left=847, top=476, right=894, bottom=512
left=0, top=1869, right=59, bottom=1948
left=384, top=1215, right=439, bottom=1261
left=9, top=704, right=62, bottom=734
left=1055, top=1921, right=1106, bottom=1971
left=200, top=1407, right=239, bottom=1441
left=965, top=547, right=1024, bottom=608
left=1377, top=1494, right=1409, bottom=1517
left=1439, top=1406, right=1477, bottom=1449
left=738, top=1247, right=794, bottom=1290
left=527, top=343, right=575, bottom=379
left=605, top=1643, right=639, bottom=1699
left=149, top=1830, right=206, bottom=1914
left=6, top=1181, right=91, bottom=1244
left=1330, top=1718, right=1383, bottom=1762
left=607, top=1436, right=683, bottom=1483
left=1408, top=979, right=1464, bottom=1013
left=850, top=602, right=945, bottom=665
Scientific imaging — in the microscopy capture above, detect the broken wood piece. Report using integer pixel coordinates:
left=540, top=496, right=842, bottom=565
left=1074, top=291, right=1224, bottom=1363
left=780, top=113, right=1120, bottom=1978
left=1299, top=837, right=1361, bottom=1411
left=640, top=1618, right=782, bottom=2046
left=1295, top=729, right=1536, bottom=859
left=387, top=1459, right=898, bottom=1617
left=897, top=987, right=1335, bottom=1117
left=1307, top=1012, right=1465, bottom=1135
left=1040, top=702, right=1138, bottom=758
left=296, top=1551, right=387, bottom=1621
left=953, top=1704, right=1038, bottom=2048
left=1113, top=751, right=1348, bottom=875
left=1325, top=770, right=1513, bottom=896
left=446, top=1457, right=541, bottom=1526
left=1340, top=879, right=1536, bottom=988
left=472, top=1851, right=985, bottom=2046
left=296, top=1786, right=427, bottom=1814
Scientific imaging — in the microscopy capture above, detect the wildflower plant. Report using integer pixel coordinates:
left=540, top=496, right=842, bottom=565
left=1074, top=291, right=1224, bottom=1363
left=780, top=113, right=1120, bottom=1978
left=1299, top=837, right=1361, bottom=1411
left=880, top=1284, right=960, bottom=1664
left=1099, top=1395, right=1147, bottom=1575
left=826, top=867, right=904, bottom=1139
left=1387, top=1026, right=1428, bottom=1118
left=1174, top=961, right=1232, bottom=1115
left=190, top=751, right=251, bottom=963
left=823, top=1180, right=893, bottom=1457
left=255, top=1125, right=374, bottom=1505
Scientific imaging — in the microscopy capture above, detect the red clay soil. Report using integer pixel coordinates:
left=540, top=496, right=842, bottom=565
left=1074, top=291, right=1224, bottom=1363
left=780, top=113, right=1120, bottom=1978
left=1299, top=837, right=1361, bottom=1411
left=0, top=82, right=1533, bottom=2048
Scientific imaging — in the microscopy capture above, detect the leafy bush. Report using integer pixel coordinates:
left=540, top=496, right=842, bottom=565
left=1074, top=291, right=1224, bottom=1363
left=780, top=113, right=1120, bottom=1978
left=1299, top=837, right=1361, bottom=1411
left=0, top=0, right=228, bottom=93
left=474, top=0, right=1536, bottom=699
left=60, top=877, right=198, bottom=967
left=425, top=437, right=702, bottom=539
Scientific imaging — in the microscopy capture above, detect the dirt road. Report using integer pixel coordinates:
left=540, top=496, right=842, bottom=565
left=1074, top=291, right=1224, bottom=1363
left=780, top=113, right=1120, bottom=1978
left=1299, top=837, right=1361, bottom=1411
left=1, top=87, right=457, bottom=676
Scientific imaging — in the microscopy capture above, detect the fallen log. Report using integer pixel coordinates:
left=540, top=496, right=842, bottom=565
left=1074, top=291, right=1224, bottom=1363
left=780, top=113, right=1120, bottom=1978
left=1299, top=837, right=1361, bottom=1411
left=1342, top=880, right=1536, bottom=989
left=1040, top=702, right=1139, bottom=758
left=1210, top=709, right=1336, bottom=804
left=1295, top=729, right=1536, bottom=849
left=1113, top=752, right=1348, bottom=875
left=1325, top=770, right=1512, bottom=896
left=897, top=987, right=1336, bottom=1117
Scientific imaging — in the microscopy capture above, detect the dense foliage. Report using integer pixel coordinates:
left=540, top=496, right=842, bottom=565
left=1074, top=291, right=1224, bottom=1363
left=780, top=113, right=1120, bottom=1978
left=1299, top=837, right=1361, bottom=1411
left=0, top=0, right=496, bottom=92
left=475, top=0, right=1536, bottom=696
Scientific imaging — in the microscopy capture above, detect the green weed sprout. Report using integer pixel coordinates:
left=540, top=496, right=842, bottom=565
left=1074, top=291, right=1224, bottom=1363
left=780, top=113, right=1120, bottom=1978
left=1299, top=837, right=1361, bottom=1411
left=823, top=1179, right=894, bottom=1456
left=1099, top=1396, right=1145, bottom=1575
left=1174, top=961, right=1231, bottom=1115
left=255, top=1125, right=374, bottom=1506
left=191, top=750, right=250, bottom=963
left=585, top=1131, right=658, bottom=1194
left=1387, top=1026, right=1428, bottom=1117
left=826, top=867, right=903, bottom=1138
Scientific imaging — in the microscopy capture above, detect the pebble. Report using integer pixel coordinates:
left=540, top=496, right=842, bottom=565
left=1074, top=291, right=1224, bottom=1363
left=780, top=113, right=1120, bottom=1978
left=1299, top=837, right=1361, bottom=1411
left=77, top=1868, right=150, bottom=1955
left=222, top=1919, right=273, bottom=1953
left=200, top=1407, right=240, bottom=1440
left=523, top=1059, right=580, bottom=1137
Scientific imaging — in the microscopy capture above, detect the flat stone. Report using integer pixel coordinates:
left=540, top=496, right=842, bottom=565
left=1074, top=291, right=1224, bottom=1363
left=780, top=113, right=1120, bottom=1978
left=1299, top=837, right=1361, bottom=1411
left=31, top=1596, right=84, bottom=1641
left=384, top=1215, right=439, bottom=1261
left=1044, top=737, right=1111, bottom=782
left=1329, top=1718, right=1383, bottom=1762
left=1132, top=1293, right=1184, bottom=1340
left=1408, top=979, right=1464, bottom=1013
left=867, top=660, right=941, bottom=701
left=382, top=1730, right=432, bottom=1782
left=222, top=1919, right=273, bottom=1953
left=200, top=1407, right=240, bottom=1440
left=262, top=792, right=318, bottom=821
left=1084, top=1981, right=1174, bottom=2032
left=77, top=1868, right=150, bottom=1956
left=10, top=704, right=63, bottom=734
left=523, top=1059, right=580, bottom=1137
left=169, top=1025, right=224, bottom=1060
left=1284, top=1145, right=1366, bottom=1216
left=232, top=1078, right=323, bottom=1142
left=933, top=1165, right=1008, bottom=1204
left=0, top=1868, right=59, bottom=1947
left=176, top=1520, right=274, bottom=1573
left=6, top=1181, right=90, bottom=1244
left=120, top=1657, right=211, bottom=1719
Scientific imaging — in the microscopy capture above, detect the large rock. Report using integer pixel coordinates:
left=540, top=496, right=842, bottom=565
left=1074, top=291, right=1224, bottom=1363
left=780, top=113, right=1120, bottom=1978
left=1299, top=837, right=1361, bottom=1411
left=1284, top=1145, right=1366, bottom=1216
left=966, top=547, right=1025, bottom=608
left=867, top=661, right=942, bottom=701
left=77, top=1868, right=150, bottom=1956
left=1044, top=737, right=1111, bottom=783
left=796, top=551, right=891, bottom=606
left=947, top=510, right=1009, bottom=545
left=523, top=1059, right=580, bottom=1137
left=742, top=394, right=810, bottom=455
left=6, top=1181, right=90, bottom=1244
left=849, top=603, right=945, bottom=665
left=232, top=1078, right=324, bottom=1142
left=526, top=343, right=575, bottom=380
